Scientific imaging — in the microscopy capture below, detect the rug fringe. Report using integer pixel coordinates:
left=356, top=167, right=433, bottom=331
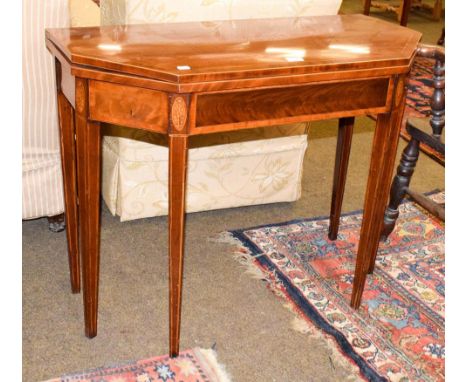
left=209, top=232, right=267, bottom=280
left=282, top=300, right=363, bottom=382
left=214, top=231, right=364, bottom=382
left=195, top=348, right=233, bottom=382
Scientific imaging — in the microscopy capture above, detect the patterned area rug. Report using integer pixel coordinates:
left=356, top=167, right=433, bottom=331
left=225, top=193, right=445, bottom=381
left=44, top=348, right=231, bottom=382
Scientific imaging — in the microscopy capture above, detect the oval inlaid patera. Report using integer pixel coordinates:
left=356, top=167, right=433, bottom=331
left=171, top=96, right=187, bottom=132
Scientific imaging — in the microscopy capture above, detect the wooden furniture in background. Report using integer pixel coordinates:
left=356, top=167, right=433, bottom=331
left=438, top=27, right=445, bottom=45
left=45, top=15, right=421, bottom=357
left=364, top=0, right=443, bottom=26
left=364, top=0, right=412, bottom=25
left=412, top=0, right=444, bottom=21
left=381, top=44, right=445, bottom=241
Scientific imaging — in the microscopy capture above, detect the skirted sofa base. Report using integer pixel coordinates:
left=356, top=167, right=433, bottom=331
left=102, top=124, right=308, bottom=221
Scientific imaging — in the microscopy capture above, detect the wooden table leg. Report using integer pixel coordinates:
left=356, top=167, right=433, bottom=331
left=75, top=78, right=102, bottom=338
left=329, top=117, right=354, bottom=240
left=350, top=75, right=407, bottom=309
left=432, top=0, right=442, bottom=21
left=56, top=76, right=80, bottom=293
left=399, top=0, right=412, bottom=26
left=168, top=134, right=189, bottom=357
left=363, top=0, right=372, bottom=15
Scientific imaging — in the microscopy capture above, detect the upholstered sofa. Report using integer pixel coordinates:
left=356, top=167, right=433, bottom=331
left=22, top=0, right=100, bottom=221
left=28, top=0, right=342, bottom=222
left=22, top=0, right=70, bottom=220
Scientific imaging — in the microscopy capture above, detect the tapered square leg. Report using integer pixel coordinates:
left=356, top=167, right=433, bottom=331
left=168, top=135, right=188, bottom=357
left=329, top=117, right=354, bottom=240
left=350, top=75, right=407, bottom=308
left=56, top=92, right=81, bottom=293
left=55, top=58, right=80, bottom=294
left=75, top=78, right=102, bottom=338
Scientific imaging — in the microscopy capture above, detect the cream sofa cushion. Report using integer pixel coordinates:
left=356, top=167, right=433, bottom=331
left=123, top=0, right=342, bottom=23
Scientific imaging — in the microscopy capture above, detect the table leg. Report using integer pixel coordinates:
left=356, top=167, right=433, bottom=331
left=399, top=0, right=412, bottom=26
left=363, top=0, right=372, bottom=15
left=168, top=135, right=189, bottom=357
left=56, top=90, right=80, bottom=293
left=350, top=75, right=407, bottom=309
left=329, top=117, right=354, bottom=240
left=432, top=0, right=442, bottom=21
left=75, top=78, right=102, bottom=338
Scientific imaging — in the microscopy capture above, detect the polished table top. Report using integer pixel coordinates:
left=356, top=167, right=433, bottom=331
left=46, top=14, right=421, bottom=85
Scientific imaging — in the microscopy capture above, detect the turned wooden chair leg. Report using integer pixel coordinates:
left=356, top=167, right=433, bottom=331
left=380, top=137, right=420, bottom=242
left=329, top=117, right=354, bottom=240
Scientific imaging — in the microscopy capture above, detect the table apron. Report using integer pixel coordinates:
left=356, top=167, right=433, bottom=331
left=192, top=77, right=393, bottom=134
left=86, top=76, right=394, bottom=135
left=89, top=80, right=168, bottom=134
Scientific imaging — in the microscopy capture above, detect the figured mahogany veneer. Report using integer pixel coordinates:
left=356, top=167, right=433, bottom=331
left=45, top=15, right=421, bottom=358
left=89, top=81, right=168, bottom=133
left=195, top=78, right=391, bottom=132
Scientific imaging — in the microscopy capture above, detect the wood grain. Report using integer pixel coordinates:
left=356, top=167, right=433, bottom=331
left=46, top=15, right=421, bottom=86
left=89, top=80, right=168, bottom=133
left=195, top=79, right=389, bottom=132
left=350, top=75, right=408, bottom=308
left=75, top=78, right=102, bottom=338
left=329, top=117, right=354, bottom=241
left=71, top=63, right=408, bottom=94
left=168, top=135, right=189, bottom=357
left=55, top=58, right=80, bottom=293
left=59, top=59, right=75, bottom=107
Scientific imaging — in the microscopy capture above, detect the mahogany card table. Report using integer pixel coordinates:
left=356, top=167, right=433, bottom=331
left=45, top=14, right=421, bottom=356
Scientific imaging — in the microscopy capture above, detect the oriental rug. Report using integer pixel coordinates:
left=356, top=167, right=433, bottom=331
left=226, top=192, right=445, bottom=382
left=44, top=348, right=231, bottom=382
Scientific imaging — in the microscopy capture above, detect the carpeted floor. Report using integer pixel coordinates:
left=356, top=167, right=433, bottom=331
left=23, top=2, right=444, bottom=381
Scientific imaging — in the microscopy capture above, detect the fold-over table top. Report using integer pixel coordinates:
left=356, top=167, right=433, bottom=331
left=46, top=14, right=421, bottom=85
